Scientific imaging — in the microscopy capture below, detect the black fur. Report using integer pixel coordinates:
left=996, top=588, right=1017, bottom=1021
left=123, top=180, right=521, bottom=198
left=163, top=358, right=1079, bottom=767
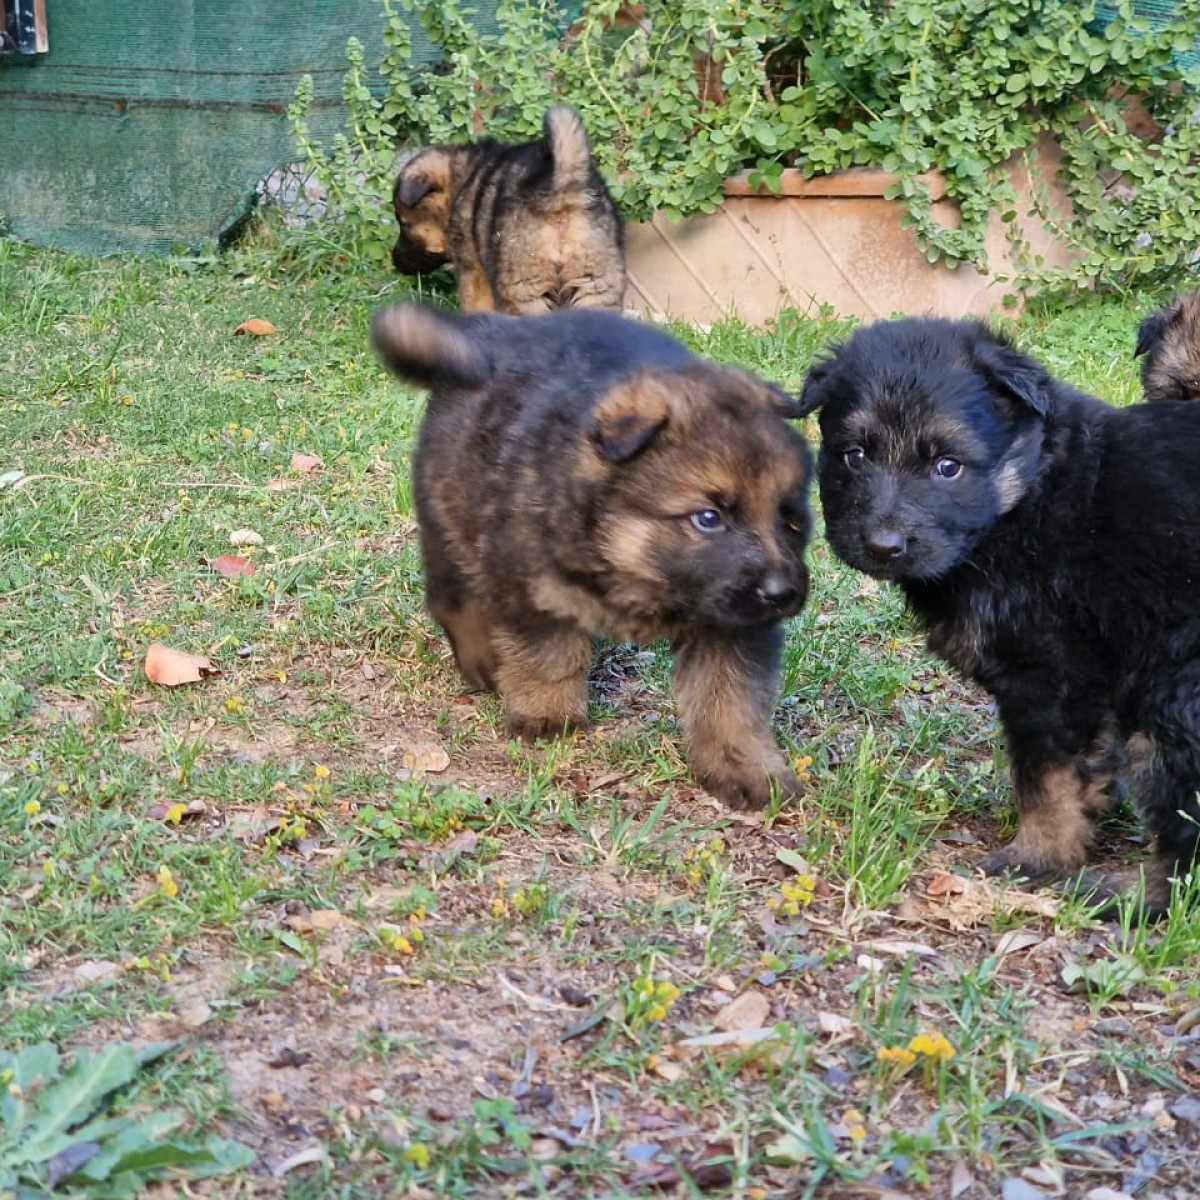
left=801, top=316, right=1200, bottom=914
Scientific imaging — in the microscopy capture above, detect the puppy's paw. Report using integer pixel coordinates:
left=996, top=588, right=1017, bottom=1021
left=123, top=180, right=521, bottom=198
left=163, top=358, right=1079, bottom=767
left=1059, top=867, right=1171, bottom=923
left=979, top=840, right=1084, bottom=888
left=699, top=764, right=804, bottom=812
left=506, top=711, right=587, bottom=742
left=978, top=844, right=1062, bottom=883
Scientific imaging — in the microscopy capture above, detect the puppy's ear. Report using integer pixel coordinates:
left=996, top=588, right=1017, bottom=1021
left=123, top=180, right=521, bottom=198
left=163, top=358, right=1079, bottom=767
left=395, top=169, right=439, bottom=210
left=795, top=357, right=835, bottom=416
left=591, top=373, right=671, bottom=463
left=970, top=331, right=1054, bottom=417
left=1135, top=308, right=1172, bottom=359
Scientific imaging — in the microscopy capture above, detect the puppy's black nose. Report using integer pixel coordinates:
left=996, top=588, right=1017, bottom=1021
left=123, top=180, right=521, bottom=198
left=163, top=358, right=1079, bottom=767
left=757, top=572, right=800, bottom=610
left=865, top=530, right=906, bottom=561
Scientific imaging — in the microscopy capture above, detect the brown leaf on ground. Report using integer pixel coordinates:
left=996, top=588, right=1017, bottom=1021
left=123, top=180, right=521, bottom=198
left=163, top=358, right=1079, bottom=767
left=418, top=829, right=479, bottom=873
left=915, top=873, right=1060, bottom=930
left=629, top=1140, right=735, bottom=1191
left=234, top=317, right=279, bottom=336
left=208, top=554, right=257, bottom=577
left=73, top=960, right=122, bottom=986
left=817, top=1010, right=858, bottom=1041
left=926, top=871, right=967, bottom=897
left=290, top=452, right=323, bottom=474
left=402, top=742, right=451, bottom=776
left=713, top=990, right=770, bottom=1032
left=144, top=642, right=217, bottom=687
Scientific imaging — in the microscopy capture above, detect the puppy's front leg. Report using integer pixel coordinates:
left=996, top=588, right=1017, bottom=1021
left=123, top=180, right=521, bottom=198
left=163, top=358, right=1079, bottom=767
left=672, top=626, right=802, bottom=810
left=492, top=622, right=593, bottom=741
left=981, top=758, right=1102, bottom=880
left=457, top=265, right=497, bottom=313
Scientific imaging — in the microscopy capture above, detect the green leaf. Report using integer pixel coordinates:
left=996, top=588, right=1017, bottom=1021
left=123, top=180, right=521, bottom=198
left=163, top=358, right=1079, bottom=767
left=17, top=1046, right=140, bottom=1165
left=765, top=1132, right=813, bottom=1165
left=775, top=846, right=812, bottom=875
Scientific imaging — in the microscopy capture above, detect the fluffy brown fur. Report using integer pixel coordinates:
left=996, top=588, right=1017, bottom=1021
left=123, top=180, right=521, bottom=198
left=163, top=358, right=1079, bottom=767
left=391, top=106, right=626, bottom=315
left=372, top=302, right=813, bottom=809
left=1135, top=288, right=1200, bottom=402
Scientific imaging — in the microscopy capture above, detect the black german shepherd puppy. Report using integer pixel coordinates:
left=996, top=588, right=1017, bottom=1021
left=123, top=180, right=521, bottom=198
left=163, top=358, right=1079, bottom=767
left=801, top=316, right=1200, bottom=915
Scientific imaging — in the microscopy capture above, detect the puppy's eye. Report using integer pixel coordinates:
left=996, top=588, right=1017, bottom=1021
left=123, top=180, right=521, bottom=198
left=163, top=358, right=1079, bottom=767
left=934, top=457, right=962, bottom=479
left=690, top=509, right=726, bottom=533
left=844, top=447, right=865, bottom=469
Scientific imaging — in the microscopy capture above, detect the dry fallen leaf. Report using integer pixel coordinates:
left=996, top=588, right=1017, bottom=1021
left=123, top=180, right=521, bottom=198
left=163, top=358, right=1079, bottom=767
left=228, top=528, right=263, bottom=547
left=419, top=829, right=479, bottom=873
left=926, top=872, right=968, bottom=897
left=234, top=317, right=279, bottom=337
left=918, top=874, right=1060, bottom=929
left=308, top=909, right=353, bottom=931
left=817, top=1010, right=858, bottom=1040
left=270, top=1144, right=327, bottom=1178
left=144, top=642, right=217, bottom=687
left=209, top=554, right=257, bottom=577
left=401, top=742, right=451, bottom=776
left=172, top=992, right=214, bottom=1028
left=676, top=1028, right=787, bottom=1069
left=995, top=928, right=1046, bottom=957
left=74, top=960, right=122, bottom=986
left=713, top=990, right=771, bottom=1032
left=290, top=452, right=323, bottom=474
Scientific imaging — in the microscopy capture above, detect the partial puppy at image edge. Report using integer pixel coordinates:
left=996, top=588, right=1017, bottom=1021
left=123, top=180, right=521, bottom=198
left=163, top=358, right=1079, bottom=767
left=1135, top=287, right=1200, bottom=403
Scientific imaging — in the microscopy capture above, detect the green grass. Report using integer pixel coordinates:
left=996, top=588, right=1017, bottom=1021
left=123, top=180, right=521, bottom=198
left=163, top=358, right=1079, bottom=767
left=3, top=232, right=1199, bottom=1197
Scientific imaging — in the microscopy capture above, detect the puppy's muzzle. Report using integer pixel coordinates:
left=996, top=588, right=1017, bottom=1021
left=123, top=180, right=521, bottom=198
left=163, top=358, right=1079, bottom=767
left=392, top=237, right=450, bottom=276
left=865, top=528, right=907, bottom=563
left=754, top=569, right=808, bottom=619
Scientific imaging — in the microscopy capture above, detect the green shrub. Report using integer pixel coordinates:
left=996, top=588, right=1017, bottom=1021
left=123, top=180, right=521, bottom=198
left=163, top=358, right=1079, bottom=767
left=290, top=0, right=1200, bottom=292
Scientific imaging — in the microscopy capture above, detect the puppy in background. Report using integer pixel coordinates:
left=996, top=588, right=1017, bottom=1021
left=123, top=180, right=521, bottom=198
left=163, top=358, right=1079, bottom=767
left=801, top=316, right=1200, bottom=915
left=372, top=302, right=812, bottom=810
left=1135, top=288, right=1200, bottom=401
left=391, top=105, right=626, bottom=315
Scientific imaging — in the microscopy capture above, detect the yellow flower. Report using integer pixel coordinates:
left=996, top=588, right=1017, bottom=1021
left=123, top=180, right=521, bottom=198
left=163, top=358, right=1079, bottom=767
left=24, top=800, right=41, bottom=816
left=403, top=1143, right=431, bottom=1169
left=909, top=1030, right=956, bottom=1061
left=156, top=864, right=179, bottom=898
left=877, top=1045, right=917, bottom=1067
left=380, top=926, right=414, bottom=954
left=313, top=764, right=330, bottom=780
left=222, top=695, right=247, bottom=715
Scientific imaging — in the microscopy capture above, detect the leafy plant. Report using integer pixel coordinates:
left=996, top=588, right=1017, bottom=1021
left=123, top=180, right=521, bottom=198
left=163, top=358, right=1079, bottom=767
left=0, top=1041, right=254, bottom=1198
left=290, top=0, right=1200, bottom=292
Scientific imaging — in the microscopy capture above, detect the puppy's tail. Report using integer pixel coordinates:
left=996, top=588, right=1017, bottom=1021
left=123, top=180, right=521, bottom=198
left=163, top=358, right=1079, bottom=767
left=371, top=303, right=492, bottom=390
left=544, top=105, right=594, bottom=195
